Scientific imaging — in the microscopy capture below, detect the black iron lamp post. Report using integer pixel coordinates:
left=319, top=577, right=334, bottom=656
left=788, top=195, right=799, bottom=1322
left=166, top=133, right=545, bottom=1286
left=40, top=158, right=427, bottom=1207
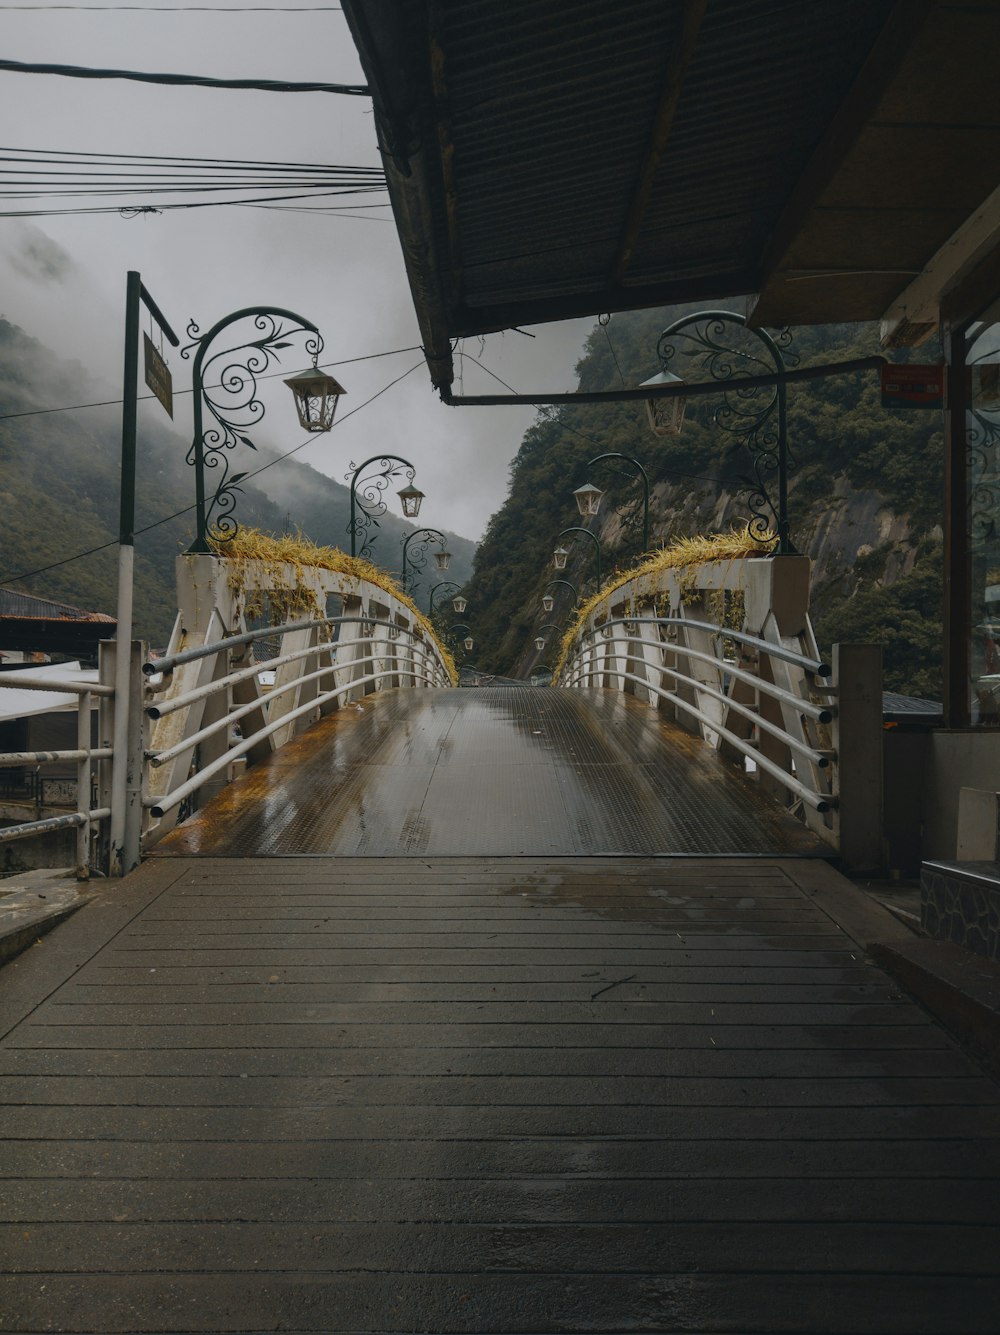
left=648, top=309, right=797, bottom=555
left=542, top=578, right=579, bottom=613
left=554, top=526, right=602, bottom=589
left=428, top=580, right=462, bottom=616
left=401, top=527, right=451, bottom=593
left=574, top=453, right=651, bottom=554
left=182, top=306, right=341, bottom=552
left=347, top=454, right=424, bottom=559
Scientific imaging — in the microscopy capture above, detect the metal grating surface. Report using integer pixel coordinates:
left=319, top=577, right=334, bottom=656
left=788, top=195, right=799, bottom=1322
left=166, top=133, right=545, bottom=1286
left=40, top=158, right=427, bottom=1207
left=156, top=688, right=828, bottom=859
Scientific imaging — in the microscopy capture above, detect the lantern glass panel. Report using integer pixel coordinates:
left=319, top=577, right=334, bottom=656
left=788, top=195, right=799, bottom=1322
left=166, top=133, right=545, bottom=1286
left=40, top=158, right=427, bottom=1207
left=434, top=549, right=452, bottom=572
left=535, top=636, right=545, bottom=651
left=452, top=596, right=467, bottom=614
left=573, top=482, right=603, bottom=518
left=397, top=484, right=424, bottom=518
left=283, top=367, right=345, bottom=433
left=463, top=636, right=474, bottom=651
left=541, top=595, right=554, bottom=613
left=639, top=369, right=686, bottom=437
left=553, top=546, right=569, bottom=570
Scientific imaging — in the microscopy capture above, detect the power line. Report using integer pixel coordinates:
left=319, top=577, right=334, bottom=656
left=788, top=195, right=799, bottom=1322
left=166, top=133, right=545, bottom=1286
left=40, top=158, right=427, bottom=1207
left=0, top=56, right=368, bottom=95
left=3, top=4, right=341, bottom=9
left=0, top=343, right=423, bottom=422
left=0, top=359, right=424, bottom=584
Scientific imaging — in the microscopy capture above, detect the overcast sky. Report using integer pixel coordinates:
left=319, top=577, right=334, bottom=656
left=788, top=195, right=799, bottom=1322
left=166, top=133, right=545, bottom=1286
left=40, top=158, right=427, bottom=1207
left=0, top=3, right=595, bottom=543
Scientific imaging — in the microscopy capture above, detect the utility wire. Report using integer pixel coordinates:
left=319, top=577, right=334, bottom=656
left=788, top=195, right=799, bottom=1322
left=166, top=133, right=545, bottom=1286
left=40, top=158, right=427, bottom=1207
left=0, top=56, right=368, bottom=95
left=3, top=4, right=341, bottom=9
left=453, top=348, right=747, bottom=490
left=0, top=359, right=424, bottom=584
left=0, top=343, right=423, bottom=422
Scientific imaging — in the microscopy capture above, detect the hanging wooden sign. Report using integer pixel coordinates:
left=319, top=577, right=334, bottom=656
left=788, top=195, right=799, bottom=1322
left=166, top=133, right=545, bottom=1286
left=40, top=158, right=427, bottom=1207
left=143, top=333, right=174, bottom=418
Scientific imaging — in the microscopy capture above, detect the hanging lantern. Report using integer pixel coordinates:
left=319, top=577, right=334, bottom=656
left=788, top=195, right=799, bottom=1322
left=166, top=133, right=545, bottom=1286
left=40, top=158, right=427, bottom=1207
left=541, top=594, right=554, bottom=614
left=397, top=483, right=425, bottom=518
left=434, top=549, right=452, bottom=572
left=639, top=368, right=686, bottom=436
left=553, top=546, right=569, bottom=571
left=572, top=482, right=604, bottom=518
left=463, top=636, right=474, bottom=651
left=534, top=636, right=546, bottom=651
left=283, top=362, right=346, bottom=433
left=452, top=595, right=467, bottom=614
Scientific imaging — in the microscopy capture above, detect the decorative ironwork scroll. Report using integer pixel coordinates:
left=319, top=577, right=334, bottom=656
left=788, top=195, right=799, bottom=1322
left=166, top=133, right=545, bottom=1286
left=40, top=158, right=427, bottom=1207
left=401, top=527, right=448, bottom=594
left=182, top=309, right=322, bottom=547
left=656, top=311, right=798, bottom=552
left=346, top=455, right=416, bottom=560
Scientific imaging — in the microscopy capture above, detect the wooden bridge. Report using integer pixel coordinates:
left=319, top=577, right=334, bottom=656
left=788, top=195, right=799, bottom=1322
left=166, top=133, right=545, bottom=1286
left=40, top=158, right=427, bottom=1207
left=1, top=666, right=999, bottom=1332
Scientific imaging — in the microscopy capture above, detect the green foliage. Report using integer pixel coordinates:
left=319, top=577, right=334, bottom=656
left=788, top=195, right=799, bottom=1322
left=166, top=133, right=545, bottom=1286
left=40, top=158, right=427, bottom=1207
left=0, top=319, right=475, bottom=646
left=462, top=303, right=945, bottom=696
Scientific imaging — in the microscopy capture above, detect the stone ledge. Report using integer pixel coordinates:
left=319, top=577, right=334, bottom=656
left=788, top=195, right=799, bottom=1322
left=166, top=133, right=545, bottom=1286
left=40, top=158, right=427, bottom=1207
left=869, top=936, right=1000, bottom=1078
left=921, top=860, right=1000, bottom=961
left=0, top=868, right=91, bottom=966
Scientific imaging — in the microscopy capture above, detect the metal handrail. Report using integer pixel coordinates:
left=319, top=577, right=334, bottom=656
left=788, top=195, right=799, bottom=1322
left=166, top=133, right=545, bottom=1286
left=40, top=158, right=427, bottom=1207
left=589, top=615, right=829, bottom=676
left=565, top=626, right=832, bottom=723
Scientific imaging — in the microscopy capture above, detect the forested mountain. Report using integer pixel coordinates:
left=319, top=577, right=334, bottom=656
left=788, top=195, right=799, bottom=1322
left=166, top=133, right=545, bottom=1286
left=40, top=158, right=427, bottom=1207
left=0, top=320, right=476, bottom=645
left=460, top=304, right=944, bottom=698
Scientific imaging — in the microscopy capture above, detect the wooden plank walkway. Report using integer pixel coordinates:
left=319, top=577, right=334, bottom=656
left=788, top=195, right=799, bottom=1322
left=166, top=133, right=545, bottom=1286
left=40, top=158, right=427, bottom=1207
left=1, top=854, right=998, bottom=1332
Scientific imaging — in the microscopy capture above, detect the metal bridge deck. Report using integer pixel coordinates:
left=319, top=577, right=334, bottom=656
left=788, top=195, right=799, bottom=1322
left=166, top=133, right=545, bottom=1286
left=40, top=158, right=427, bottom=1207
left=156, top=687, right=827, bottom=858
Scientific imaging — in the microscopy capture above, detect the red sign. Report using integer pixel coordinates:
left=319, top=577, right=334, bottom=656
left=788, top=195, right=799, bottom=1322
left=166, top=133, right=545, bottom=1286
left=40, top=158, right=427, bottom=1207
left=881, top=363, right=944, bottom=409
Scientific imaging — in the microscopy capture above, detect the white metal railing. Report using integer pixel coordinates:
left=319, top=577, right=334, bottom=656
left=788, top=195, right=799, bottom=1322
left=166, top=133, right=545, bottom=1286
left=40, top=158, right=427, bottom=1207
left=0, top=670, right=115, bottom=877
left=554, top=555, right=881, bottom=855
left=0, top=553, right=453, bottom=878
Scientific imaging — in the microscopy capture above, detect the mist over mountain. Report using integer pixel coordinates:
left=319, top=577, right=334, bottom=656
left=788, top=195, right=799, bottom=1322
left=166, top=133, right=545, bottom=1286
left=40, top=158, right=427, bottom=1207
left=0, top=319, right=476, bottom=645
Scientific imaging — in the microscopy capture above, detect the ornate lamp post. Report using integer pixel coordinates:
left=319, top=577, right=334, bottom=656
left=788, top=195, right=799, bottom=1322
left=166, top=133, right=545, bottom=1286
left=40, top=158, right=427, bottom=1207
left=347, top=454, right=423, bottom=559
left=574, top=453, right=651, bottom=554
left=182, top=306, right=341, bottom=552
left=401, top=527, right=451, bottom=593
left=541, top=578, right=579, bottom=613
left=649, top=309, right=797, bottom=555
left=554, top=526, right=602, bottom=589
left=428, top=580, right=462, bottom=616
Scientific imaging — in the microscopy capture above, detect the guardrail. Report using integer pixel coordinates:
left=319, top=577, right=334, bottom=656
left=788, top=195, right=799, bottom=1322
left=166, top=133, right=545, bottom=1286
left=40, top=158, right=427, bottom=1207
left=0, top=552, right=454, bottom=878
left=0, top=671, right=114, bottom=878
left=554, top=555, right=883, bottom=861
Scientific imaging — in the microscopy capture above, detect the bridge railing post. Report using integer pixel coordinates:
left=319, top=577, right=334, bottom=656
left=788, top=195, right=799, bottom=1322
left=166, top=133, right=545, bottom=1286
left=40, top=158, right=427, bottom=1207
left=832, top=642, right=884, bottom=873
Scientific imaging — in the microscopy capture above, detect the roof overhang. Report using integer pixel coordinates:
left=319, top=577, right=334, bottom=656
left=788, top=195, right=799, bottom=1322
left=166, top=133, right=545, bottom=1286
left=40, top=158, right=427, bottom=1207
left=343, top=0, right=1000, bottom=387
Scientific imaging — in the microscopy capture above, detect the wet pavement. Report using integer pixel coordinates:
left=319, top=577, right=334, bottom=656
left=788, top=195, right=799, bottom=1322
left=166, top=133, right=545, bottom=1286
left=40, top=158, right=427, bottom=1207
left=156, top=687, right=827, bottom=857
left=1, top=854, right=998, bottom=1333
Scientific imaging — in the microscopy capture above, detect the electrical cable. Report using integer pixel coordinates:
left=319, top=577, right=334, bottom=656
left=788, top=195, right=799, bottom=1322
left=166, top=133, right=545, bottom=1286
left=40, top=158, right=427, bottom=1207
left=0, top=343, right=423, bottom=422
left=453, top=348, right=748, bottom=490
left=3, top=4, right=341, bottom=9
left=0, top=359, right=424, bottom=584
left=0, top=56, right=368, bottom=94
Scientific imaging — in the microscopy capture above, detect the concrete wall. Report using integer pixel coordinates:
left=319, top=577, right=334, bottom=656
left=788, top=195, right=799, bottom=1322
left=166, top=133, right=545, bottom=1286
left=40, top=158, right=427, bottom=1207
left=922, top=731, right=1000, bottom=859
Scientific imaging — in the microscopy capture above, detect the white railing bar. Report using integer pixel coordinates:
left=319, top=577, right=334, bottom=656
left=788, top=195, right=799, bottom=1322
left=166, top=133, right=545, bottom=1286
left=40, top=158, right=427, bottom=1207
left=589, top=658, right=833, bottom=769
left=0, top=807, right=112, bottom=844
left=145, top=614, right=440, bottom=679
left=147, top=656, right=438, bottom=766
left=0, top=673, right=115, bottom=698
left=145, top=666, right=400, bottom=816
left=0, top=749, right=114, bottom=767
left=145, top=631, right=442, bottom=719
left=602, top=615, right=831, bottom=676
left=585, top=667, right=832, bottom=813
left=568, top=633, right=832, bottom=723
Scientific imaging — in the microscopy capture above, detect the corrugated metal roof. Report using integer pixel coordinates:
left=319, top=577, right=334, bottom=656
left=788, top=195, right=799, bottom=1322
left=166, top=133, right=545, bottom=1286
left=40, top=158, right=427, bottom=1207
left=0, top=589, right=115, bottom=624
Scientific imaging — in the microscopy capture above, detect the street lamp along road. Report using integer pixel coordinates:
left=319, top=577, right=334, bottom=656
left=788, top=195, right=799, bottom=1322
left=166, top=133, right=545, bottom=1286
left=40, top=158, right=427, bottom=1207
left=574, top=453, right=651, bottom=555
left=183, top=306, right=341, bottom=553
left=347, top=454, right=424, bottom=559
left=648, top=309, right=797, bottom=555
left=401, top=527, right=451, bottom=593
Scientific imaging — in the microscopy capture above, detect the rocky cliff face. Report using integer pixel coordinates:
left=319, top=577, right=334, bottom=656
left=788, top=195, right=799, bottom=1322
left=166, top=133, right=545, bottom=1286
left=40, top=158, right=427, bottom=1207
left=474, top=305, right=943, bottom=696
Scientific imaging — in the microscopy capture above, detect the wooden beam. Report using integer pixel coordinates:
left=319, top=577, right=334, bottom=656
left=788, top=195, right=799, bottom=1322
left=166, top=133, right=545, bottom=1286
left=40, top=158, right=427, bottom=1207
left=754, top=0, right=935, bottom=301
left=611, top=0, right=708, bottom=286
